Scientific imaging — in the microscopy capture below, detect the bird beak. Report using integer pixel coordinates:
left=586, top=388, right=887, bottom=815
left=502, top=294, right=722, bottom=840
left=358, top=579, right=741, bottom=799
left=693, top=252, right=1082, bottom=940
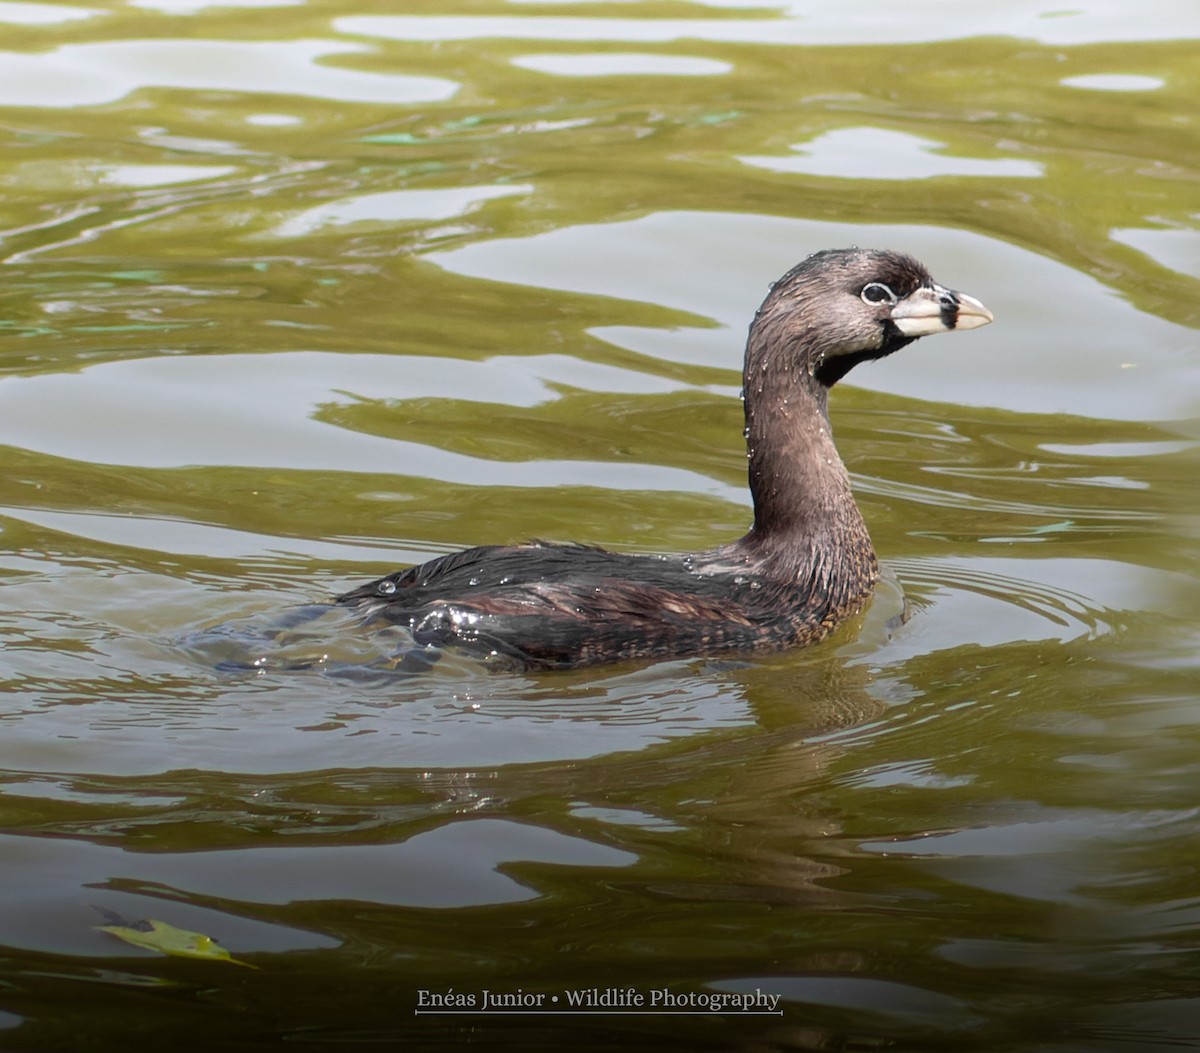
left=891, top=284, right=994, bottom=337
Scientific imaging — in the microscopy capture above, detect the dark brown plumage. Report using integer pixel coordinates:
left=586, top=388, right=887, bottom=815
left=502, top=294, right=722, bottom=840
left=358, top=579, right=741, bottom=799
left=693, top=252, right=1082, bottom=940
left=336, top=248, right=992, bottom=670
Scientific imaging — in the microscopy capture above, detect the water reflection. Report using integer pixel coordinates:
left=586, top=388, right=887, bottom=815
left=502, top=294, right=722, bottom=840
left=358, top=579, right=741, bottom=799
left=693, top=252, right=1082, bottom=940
left=93, top=164, right=240, bottom=188
left=740, top=127, right=1044, bottom=180
left=1061, top=73, right=1167, bottom=91
left=430, top=210, right=1200, bottom=419
left=0, top=39, right=458, bottom=108
left=337, top=5, right=1200, bottom=46
left=0, top=1, right=96, bottom=24
left=0, top=351, right=740, bottom=495
left=511, top=53, right=732, bottom=77
left=0, top=0, right=1197, bottom=1049
left=133, top=0, right=300, bottom=13
left=1111, top=226, right=1200, bottom=280
left=0, top=818, right=638, bottom=943
left=272, top=184, right=531, bottom=237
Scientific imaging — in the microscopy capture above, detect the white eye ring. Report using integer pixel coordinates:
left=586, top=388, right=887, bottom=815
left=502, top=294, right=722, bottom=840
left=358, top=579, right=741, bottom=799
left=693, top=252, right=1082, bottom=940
left=861, top=282, right=898, bottom=306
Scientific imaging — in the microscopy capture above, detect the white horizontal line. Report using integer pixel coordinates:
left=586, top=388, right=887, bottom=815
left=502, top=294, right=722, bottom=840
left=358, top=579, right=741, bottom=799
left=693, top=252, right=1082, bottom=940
left=414, top=1009, right=783, bottom=1016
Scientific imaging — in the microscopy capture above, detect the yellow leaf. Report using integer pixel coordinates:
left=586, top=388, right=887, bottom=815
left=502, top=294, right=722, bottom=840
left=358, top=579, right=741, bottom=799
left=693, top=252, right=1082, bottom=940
left=98, top=918, right=257, bottom=969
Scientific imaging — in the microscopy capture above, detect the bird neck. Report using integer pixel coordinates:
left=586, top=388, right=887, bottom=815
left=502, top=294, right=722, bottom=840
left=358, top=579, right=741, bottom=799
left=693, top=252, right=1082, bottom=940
left=740, top=354, right=872, bottom=571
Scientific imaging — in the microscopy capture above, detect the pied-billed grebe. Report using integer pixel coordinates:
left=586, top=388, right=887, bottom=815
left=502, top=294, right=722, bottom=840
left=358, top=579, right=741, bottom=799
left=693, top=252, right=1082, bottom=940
left=337, top=248, right=992, bottom=669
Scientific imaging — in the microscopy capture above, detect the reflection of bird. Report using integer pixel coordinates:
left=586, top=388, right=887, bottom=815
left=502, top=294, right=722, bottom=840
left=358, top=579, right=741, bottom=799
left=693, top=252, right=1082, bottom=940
left=338, top=248, right=992, bottom=670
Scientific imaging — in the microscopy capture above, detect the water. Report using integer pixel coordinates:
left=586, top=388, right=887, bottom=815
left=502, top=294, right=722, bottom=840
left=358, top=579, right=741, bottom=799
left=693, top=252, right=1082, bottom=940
left=0, top=1, right=1197, bottom=1049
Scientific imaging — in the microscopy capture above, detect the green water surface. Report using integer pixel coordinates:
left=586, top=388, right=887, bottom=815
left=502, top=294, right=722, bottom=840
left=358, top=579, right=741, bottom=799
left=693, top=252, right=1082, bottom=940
left=0, top=1, right=1197, bottom=1049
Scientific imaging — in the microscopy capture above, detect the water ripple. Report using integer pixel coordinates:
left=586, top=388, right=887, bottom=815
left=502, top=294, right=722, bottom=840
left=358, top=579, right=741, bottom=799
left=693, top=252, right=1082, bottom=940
left=0, top=39, right=458, bottom=108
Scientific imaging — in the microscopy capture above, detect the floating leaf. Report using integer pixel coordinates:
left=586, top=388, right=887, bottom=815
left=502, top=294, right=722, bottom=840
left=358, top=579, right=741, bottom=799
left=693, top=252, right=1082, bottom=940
left=97, top=916, right=257, bottom=969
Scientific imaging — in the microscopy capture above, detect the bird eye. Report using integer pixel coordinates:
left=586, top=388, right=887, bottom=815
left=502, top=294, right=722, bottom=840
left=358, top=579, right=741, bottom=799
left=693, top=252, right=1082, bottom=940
left=861, top=282, right=898, bottom=306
